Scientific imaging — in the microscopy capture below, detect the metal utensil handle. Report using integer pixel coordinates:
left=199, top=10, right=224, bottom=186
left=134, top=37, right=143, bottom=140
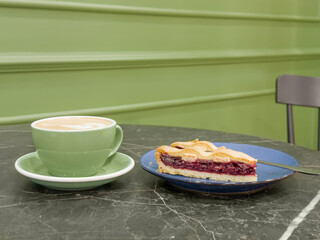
left=257, top=160, right=320, bottom=175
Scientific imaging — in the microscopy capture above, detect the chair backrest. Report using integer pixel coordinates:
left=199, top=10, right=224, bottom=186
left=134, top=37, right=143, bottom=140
left=276, top=74, right=320, bottom=150
left=277, top=74, right=320, bottom=107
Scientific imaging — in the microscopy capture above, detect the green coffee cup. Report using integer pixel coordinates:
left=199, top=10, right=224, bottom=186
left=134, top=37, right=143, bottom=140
left=31, top=116, right=123, bottom=177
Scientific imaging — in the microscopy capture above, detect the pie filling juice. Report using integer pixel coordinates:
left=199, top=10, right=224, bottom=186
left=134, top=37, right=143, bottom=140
left=160, top=153, right=256, bottom=175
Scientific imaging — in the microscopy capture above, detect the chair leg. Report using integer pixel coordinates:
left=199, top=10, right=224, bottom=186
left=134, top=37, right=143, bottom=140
left=287, top=104, right=295, bottom=144
left=318, top=108, right=320, bottom=151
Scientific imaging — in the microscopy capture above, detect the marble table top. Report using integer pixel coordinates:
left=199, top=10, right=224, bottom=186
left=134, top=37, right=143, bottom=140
left=1, top=124, right=319, bottom=240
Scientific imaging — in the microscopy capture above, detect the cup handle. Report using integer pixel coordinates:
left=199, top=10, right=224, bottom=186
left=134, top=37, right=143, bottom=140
left=108, top=125, right=123, bottom=157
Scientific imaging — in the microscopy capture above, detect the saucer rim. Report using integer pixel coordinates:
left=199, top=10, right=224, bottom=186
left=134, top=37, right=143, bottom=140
left=15, top=152, right=135, bottom=183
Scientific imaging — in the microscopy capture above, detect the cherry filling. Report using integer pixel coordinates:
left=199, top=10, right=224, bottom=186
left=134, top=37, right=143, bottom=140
left=160, top=154, right=256, bottom=175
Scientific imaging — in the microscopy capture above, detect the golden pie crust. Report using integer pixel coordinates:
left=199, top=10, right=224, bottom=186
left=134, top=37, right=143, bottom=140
left=156, top=139, right=257, bottom=165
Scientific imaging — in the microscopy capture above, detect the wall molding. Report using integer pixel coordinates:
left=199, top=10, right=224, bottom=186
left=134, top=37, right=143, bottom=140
left=0, top=88, right=275, bottom=125
left=0, top=49, right=320, bottom=73
left=0, top=0, right=319, bottom=23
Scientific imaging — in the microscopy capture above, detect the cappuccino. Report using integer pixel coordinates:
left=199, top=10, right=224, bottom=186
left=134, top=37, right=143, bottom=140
left=31, top=116, right=123, bottom=177
left=33, top=116, right=113, bottom=131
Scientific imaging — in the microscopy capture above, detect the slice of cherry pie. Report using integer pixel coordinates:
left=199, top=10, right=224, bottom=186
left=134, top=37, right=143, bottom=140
left=155, top=139, right=257, bottom=182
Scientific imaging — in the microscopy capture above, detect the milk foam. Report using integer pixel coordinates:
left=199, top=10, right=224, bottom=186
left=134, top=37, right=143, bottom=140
left=34, top=116, right=113, bottom=131
left=45, top=123, right=108, bottom=130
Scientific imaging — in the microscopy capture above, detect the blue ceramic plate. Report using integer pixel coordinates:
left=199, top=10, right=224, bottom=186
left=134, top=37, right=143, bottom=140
left=140, top=143, right=299, bottom=194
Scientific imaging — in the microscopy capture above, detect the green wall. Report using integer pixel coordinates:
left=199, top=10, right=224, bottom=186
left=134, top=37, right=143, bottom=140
left=0, top=0, right=320, bottom=149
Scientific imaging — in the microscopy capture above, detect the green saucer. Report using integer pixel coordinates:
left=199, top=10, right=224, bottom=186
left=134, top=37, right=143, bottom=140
left=15, top=152, right=135, bottom=191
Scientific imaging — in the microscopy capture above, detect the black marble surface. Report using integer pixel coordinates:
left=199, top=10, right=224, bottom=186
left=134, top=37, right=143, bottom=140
left=0, top=124, right=319, bottom=240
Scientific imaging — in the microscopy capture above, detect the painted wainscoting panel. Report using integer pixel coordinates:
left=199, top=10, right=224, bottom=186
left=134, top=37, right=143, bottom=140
left=0, top=0, right=319, bottom=149
left=0, top=49, right=320, bottom=73
left=0, top=2, right=319, bottom=53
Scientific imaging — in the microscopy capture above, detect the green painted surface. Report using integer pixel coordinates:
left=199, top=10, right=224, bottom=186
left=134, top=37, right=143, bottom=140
left=0, top=0, right=319, bottom=149
left=0, top=8, right=319, bottom=53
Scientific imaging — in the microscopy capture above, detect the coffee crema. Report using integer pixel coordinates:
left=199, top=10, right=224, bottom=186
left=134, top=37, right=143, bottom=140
left=34, top=116, right=113, bottom=131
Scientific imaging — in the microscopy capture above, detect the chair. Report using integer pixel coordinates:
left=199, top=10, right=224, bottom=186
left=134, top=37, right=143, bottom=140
left=276, top=74, right=320, bottom=150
